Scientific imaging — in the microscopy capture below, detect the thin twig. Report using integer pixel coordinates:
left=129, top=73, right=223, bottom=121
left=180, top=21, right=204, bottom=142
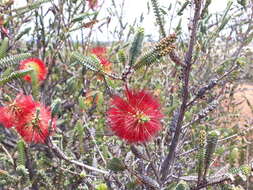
left=46, top=138, right=109, bottom=175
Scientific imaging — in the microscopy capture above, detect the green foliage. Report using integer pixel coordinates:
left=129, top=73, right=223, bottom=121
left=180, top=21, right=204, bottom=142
left=177, top=1, right=190, bottom=16
left=74, top=120, right=85, bottom=154
left=150, top=0, right=166, bottom=37
left=203, top=131, right=219, bottom=178
left=71, top=12, right=98, bottom=23
left=15, top=27, right=31, bottom=41
left=71, top=52, right=100, bottom=72
left=228, top=165, right=251, bottom=181
left=118, top=50, right=127, bottom=65
left=0, top=68, right=33, bottom=86
left=0, top=0, right=252, bottom=189
left=133, top=48, right=159, bottom=70
left=10, top=0, right=51, bottom=16
left=244, top=31, right=253, bottom=45
left=217, top=1, right=233, bottom=33
left=95, top=183, right=108, bottom=190
left=174, top=181, right=190, bottom=190
left=197, top=129, right=206, bottom=182
left=51, top=98, right=62, bottom=116
left=16, top=165, right=29, bottom=177
left=0, top=53, right=31, bottom=69
left=201, top=0, right=212, bottom=18
left=16, top=140, right=29, bottom=178
left=0, top=170, right=18, bottom=186
left=30, top=70, right=40, bottom=101
left=237, top=0, right=247, bottom=9
left=37, top=170, right=54, bottom=189
left=0, top=38, right=9, bottom=59
left=133, top=34, right=176, bottom=70
left=71, top=52, right=120, bottom=79
left=137, top=175, right=160, bottom=189
left=107, top=158, right=126, bottom=172
left=129, top=28, right=144, bottom=66
left=17, top=140, right=26, bottom=166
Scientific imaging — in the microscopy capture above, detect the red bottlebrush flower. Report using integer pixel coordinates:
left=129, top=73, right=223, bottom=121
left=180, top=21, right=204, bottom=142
left=91, top=46, right=112, bottom=75
left=91, top=46, right=107, bottom=58
left=19, top=58, right=47, bottom=82
left=99, top=57, right=112, bottom=73
left=99, top=57, right=111, bottom=67
left=0, top=94, right=36, bottom=128
left=16, top=104, right=56, bottom=144
left=87, top=0, right=98, bottom=9
left=107, top=89, right=163, bottom=143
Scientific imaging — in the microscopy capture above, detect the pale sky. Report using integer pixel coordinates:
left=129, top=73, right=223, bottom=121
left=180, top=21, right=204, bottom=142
left=13, top=0, right=230, bottom=42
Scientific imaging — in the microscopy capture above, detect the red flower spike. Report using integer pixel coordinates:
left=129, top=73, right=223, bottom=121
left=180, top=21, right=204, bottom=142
left=107, top=89, right=163, bottom=143
left=91, top=46, right=112, bottom=75
left=19, top=58, right=47, bottom=82
left=16, top=104, right=56, bottom=144
left=99, top=57, right=111, bottom=67
left=0, top=94, right=36, bottom=128
left=0, top=107, right=15, bottom=128
left=91, top=46, right=107, bottom=58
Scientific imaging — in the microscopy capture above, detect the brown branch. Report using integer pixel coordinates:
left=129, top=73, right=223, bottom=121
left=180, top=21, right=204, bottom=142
left=172, top=174, right=231, bottom=190
left=160, top=0, right=202, bottom=182
left=193, top=178, right=231, bottom=190
left=46, top=138, right=109, bottom=175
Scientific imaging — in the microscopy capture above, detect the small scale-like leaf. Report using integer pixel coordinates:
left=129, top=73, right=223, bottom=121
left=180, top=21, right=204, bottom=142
left=71, top=52, right=100, bottom=72
left=0, top=38, right=9, bottom=59
left=0, top=53, right=32, bottom=69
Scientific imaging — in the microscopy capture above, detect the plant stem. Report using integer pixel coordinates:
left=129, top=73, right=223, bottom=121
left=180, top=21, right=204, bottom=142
left=160, top=0, right=202, bottom=182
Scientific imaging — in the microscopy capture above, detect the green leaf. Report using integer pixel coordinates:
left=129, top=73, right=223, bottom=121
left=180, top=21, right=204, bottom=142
left=95, top=183, right=108, bottom=190
left=174, top=181, right=190, bottom=190
left=107, top=158, right=126, bottom=172
left=0, top=68, right=33, bottom=86
left=203, top=131, right=219, bottom=178
left=129, top=28, right=144, bottom=66
left=0, top=53, right=31, bottom=69
left=71, top=52, right=100, bottom=72
left=197, top=129, right=206, bottom=182
left=71, top=12, right=98, bottom=23
left=0, top=38, right=9, bottom=59
left=150, top=0, right=166, bottom=37
left=9, top=0, right=51, bottom=16
left=118, top=49, right=127, bottom=65
left=15, top=27, right=31, bottom=41
left=133, top=34, right=176, bottom=70
left=177, top=1, right=190, bottom=16
left=51, top=98, right=61, bottom=116
left=17, top=140, right=26, bottom=166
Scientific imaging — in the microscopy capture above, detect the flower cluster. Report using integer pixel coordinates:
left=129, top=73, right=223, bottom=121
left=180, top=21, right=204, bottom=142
left=19, top=58, right=48, bottom=82
left=0, top=94, right=56, bottom=144
left=107, top=88, right=163, bottom=143
left=91, top=46, right=112, bottom=74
